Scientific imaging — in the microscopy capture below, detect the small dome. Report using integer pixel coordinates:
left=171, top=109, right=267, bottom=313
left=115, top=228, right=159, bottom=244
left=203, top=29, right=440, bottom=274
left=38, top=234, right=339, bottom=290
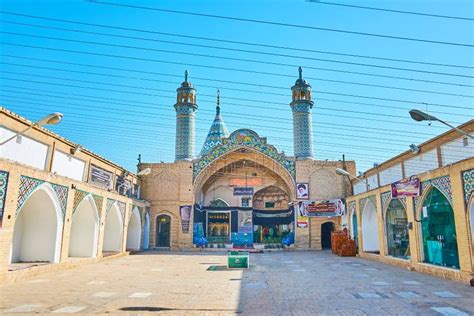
left=292, top=67, right=311, bottom=88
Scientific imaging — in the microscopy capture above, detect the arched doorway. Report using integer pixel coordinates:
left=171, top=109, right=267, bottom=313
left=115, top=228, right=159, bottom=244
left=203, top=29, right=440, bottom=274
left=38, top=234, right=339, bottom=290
left=102, top=203, right=123, bottom=253
left=69, top=195, right=99, bottom=258
left=421, top=187, right=459, bottom=269
left=11, top=184, right=63, bottom=263
left=385, top=199, right=410, bottom=259
left=156, top=214, right=171, bottom=247
left=321, top=222, right=335, bottom=250
left=143, top=213, right=150, bottom=250
left=351, top=210, right=358, bottom=249
left=126, top=207, right=142, bottom=251
left=361, top=199, right=380, bottom=253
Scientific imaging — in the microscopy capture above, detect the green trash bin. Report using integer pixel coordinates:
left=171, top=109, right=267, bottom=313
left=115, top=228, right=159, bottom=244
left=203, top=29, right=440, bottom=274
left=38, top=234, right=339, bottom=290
left=227, top=251, right=249, bottom=269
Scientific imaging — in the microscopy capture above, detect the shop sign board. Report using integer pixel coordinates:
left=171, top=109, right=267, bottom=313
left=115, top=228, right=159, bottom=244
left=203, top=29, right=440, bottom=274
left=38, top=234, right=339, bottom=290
left=304, top=199, right=345, bottom=217
left=234, top=187, right=254, bottom=196
left=89, top=164, right=113, bottom=190
left=391, top=177, right=420, bottom=198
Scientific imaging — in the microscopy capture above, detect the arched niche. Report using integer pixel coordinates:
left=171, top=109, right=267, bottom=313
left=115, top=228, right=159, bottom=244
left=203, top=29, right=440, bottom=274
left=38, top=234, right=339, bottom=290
left=384, top=199, right=409, bottom=259
left=11, top=183, right=63, bottom=263
left=102, top=202, right=123, bottom=253
left=252, top=185, right=289, bottom=210
left=69, top=195, right=99, bottom=258
left=126, top=207, right=142, bottom=251
left=143, top=212, right=150, bottom=250
left=361, top=199, right=380, bottom=253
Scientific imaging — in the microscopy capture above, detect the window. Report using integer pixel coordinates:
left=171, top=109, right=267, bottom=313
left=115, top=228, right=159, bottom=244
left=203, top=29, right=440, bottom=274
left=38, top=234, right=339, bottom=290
left=264, top=201, right=275, bottom=208
left=241, top=198, right=250, bottom=208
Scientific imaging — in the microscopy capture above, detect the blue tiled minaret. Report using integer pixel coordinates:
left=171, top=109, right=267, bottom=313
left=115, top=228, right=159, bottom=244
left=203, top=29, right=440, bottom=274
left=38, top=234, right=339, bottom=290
left=290, top=67, right=314, bottom=159
left=175, top=70, right=198, bottom=161
left=200, top=89, right=229, bottom=156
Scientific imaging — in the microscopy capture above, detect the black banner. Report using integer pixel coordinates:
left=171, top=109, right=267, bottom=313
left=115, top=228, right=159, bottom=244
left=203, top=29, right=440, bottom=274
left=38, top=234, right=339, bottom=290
left=89, top=164, right=113, bottom=190
left=234, top=187, right=254, bottom=196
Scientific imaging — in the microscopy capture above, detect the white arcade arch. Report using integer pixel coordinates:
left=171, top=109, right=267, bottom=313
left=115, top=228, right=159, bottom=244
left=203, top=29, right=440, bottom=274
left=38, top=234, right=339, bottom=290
left=143, top=213, right=150, bottom=250
left=68, top=195, right=99, bottom=258
left=102, top=202, right=123, bottom=253
left=11, top=183, right=63, bottom=263
left=126, top=207, right=142, bottom=251
left=361, top=199, right=380, bottom=253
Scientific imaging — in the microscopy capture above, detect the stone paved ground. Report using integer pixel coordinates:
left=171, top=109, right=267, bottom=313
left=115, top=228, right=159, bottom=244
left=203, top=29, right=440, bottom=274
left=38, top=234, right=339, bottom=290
left=0, top=251, right=473, bottom=315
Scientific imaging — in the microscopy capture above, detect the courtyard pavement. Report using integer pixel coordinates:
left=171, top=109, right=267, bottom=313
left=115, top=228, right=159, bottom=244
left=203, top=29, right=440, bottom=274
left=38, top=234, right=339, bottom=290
left=0, top=250, right=473, bottom=315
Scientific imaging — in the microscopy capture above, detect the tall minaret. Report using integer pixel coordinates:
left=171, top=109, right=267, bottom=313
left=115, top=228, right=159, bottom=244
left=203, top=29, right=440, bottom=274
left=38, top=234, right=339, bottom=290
left=174, top=70, right=198, bottom=161
left=290, top=67, right=314, bottom=159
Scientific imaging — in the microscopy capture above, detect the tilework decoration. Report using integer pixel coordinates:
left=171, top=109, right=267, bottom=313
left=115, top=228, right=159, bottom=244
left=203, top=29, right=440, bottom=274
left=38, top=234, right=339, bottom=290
left=348, top=201, right=356, bottom=215
left=462, top=168, right=473, bottom=208
left=106, top=198, right=115, bottom=216
left=51, top=183, right=69, bottom=219
left=0, top=170, right=9, bottom=226
left=17, top=176, right=44, bottom=216
left=16, top=176, right=68, bottom=219
left=380, top=191, right=406, bottom=214
left=359, top=195, right=377, bottom=213
left=93, top=194, right=104, bottom=217
left=414, top=175, right=452, bottom=212
left=72, top=190, right=88, bottom=214
left=114, top=201, right=126, bottom=220
left=194, top=128, right=296, bottom=181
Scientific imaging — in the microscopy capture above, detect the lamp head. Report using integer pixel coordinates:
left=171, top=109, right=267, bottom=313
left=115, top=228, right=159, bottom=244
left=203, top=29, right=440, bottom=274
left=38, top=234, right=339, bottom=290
left=137, top=168, right=151, bottom=176
left=37, top=112, right=63, bottom=126
left=335, top=168, right=351, bottom=177
left=409, top=109, right=437, bottom=122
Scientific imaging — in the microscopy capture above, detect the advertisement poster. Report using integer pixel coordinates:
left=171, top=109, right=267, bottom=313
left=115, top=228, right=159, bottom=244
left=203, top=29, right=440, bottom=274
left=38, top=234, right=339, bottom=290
left=180, top=205, right=192, bottom=233
left=297, top=201, right=308, bottom=228
left=296, top=183, right=309, bottom=200
left=391, top=177, right=420, bottom=198
left=89, top=164, right=113, bottom=190
left=304, top=199, right=345, bottom=217
left=238, top=211, right=253, bottom=233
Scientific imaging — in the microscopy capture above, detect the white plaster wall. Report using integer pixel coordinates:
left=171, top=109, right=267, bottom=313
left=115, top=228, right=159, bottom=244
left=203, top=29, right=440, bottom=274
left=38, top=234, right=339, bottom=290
left=353, top=181, right=366, bottom=195
left=11, top=186, right=62, bottom=263
left=404, top=149, right=439, bottom=177
left=0, top=126, right=48, bottom=170
left=367, top=175, right=378, bottom=190
left=51, top=150, right=86, bottom=182
left=441, top=137, right=474, bottom=166
left=103, top=204, right=123, bottom=252
left=69, top=196, right=99, bottom=258
left=362, top=200, right=380, bottom=252
left=126, top=207, right=142, bottom=251
left=379, top=164, right=403, bottom=186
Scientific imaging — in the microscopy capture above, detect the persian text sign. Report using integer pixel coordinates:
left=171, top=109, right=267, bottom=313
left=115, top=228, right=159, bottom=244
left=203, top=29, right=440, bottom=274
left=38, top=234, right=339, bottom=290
left=89, top=164, right=113, bottom=190
left=391, top=177, right=420, bottom=198
left=234, top=187, right=254, bottom=196
left=305, top=199, right=345, bottom=217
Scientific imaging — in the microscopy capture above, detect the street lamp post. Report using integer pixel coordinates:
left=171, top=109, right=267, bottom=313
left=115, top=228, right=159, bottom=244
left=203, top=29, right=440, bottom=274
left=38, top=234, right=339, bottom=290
left=409, top=109, right=473, bottom=140
left=0, top=112, right=64, bottom=146
left=335, top=168, right=369, bottom=194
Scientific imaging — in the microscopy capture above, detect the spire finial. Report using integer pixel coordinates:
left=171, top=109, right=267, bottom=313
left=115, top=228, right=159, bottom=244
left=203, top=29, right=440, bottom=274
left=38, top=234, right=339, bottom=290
left=298, top=66, right=303, bottom=80
left=216, top=89, right=221, bottom=115
left=184, top=70, right=188, bottom=82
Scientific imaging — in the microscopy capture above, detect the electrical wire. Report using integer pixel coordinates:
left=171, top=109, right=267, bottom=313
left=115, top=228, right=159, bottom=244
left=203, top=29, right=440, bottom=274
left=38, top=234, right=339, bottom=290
left=85, top=0, right=474, bottom=48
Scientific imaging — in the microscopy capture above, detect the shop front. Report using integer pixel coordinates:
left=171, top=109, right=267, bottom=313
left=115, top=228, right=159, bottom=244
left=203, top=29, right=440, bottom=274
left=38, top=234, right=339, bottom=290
left=385, top=199, right=410, bottom=259
left=421, top=187, right=460, bottom=269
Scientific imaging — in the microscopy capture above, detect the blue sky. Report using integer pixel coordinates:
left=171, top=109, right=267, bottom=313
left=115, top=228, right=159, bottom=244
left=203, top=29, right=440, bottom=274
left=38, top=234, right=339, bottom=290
left=1, top=0, right=473, bottom=172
